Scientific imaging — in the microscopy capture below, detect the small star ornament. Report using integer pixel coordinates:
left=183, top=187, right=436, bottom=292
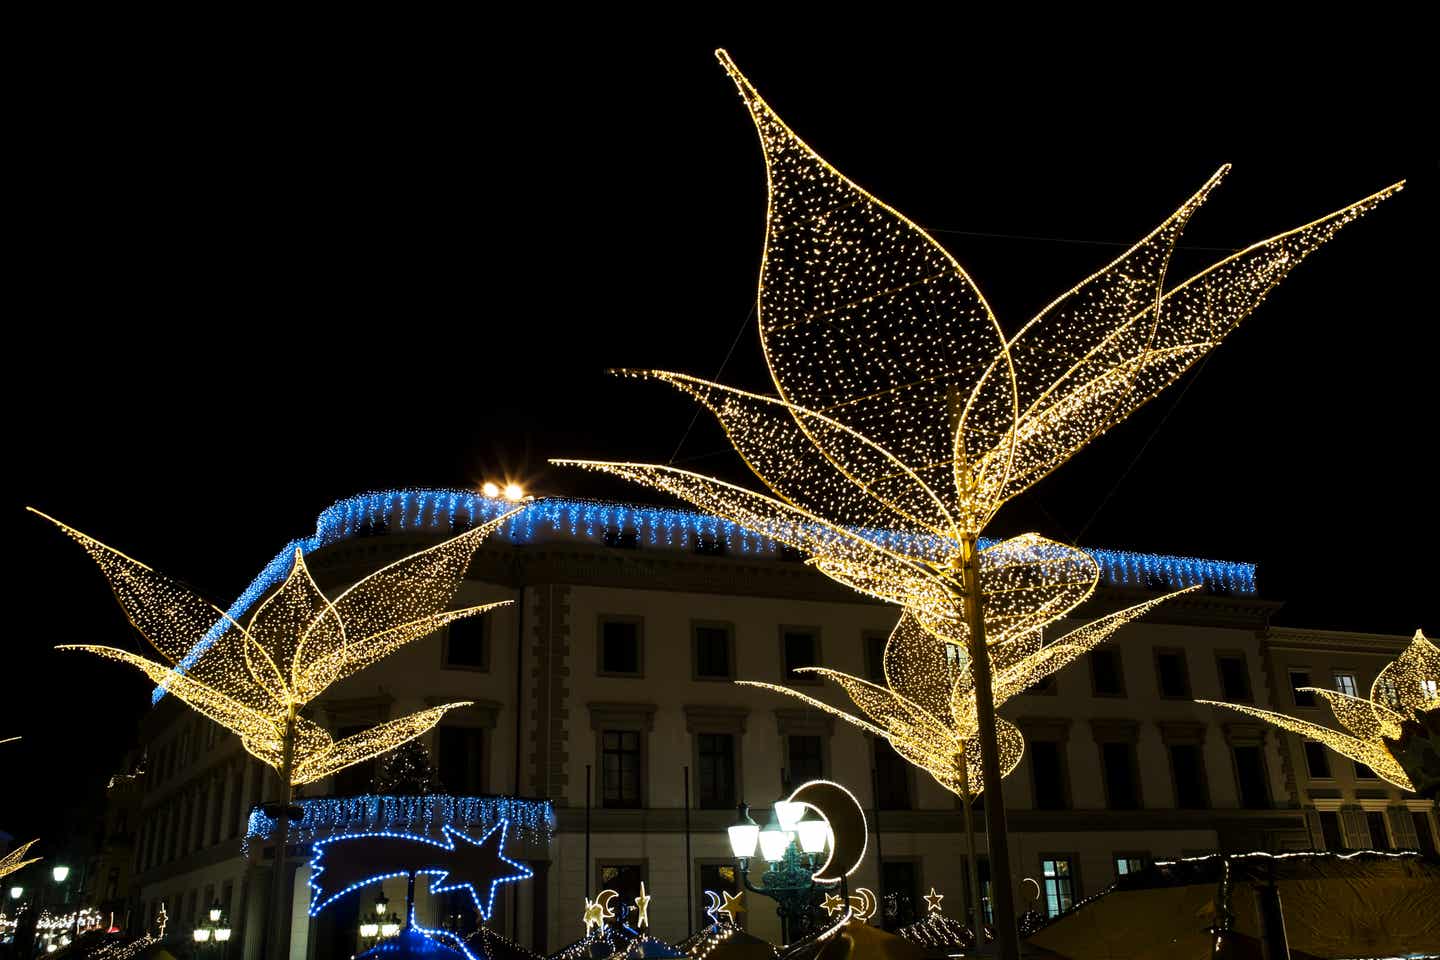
left=718, top=889, right=747, bottom=921
left=582, top=897, right=604, bottom=932
left=822, top=892, right=846, bottom=916
left=923, top=886, right=945, bottom=913
left=633, top=882, right=652, bottom=929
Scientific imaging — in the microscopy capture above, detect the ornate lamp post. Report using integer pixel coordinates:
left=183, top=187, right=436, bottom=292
left=726, top=801, right=832, bottom=941
left=192, top=901, right=232, bottom=957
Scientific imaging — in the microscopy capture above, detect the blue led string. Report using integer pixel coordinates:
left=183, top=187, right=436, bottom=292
left=246, top=794, right=554, bottom=854
left=156, top=488, right=1257, bottom=702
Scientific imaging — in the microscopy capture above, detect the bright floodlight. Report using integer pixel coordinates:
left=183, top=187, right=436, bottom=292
left=503, top=483, right=524, bottom=502
left=481, top=482, right=500, bottom=498
left=51, top=866, right=69, bottom=883
left=727, top=803, right=759, bottom=859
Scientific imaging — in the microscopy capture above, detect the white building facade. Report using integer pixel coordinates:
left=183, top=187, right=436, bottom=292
left=113, top=490, right=1430, bottom=954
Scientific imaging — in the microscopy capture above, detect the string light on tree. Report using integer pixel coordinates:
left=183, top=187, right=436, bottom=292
left=554, top=48, right=1402, bottom=960
left=1200, top=630, right=1438, bottom=791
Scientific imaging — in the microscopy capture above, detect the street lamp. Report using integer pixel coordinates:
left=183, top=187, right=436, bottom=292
left=726, top=799, right=834, bottom=941
left=9, top=886, right=22, bottom=901
left=50, top=867, right=69, bottom=884
left=192, top=904, right=230, bottom=956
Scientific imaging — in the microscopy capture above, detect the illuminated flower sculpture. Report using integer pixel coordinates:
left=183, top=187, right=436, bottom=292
left=557, top=50, right=1402, bottom=951
left=30, top=507, right=515, bottom=789
left=1200, top=630, right=1439, bottom=791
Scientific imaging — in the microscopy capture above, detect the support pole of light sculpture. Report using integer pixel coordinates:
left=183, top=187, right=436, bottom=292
left=959, top=769, right=984, bottom=952
left=267, top=704, right=298, bottom=959
left=956, top=535, right=1017, bottom=960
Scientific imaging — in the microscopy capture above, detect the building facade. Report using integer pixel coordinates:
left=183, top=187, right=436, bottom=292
left=102, top=490, right=1431, bottom=954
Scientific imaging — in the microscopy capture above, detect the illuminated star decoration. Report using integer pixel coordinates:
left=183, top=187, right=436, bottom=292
left=307, top=822, right=531, bottom=923
left=1200, top=630, right=1439, bottom=791
left=923, top=887, right=944, bottom=913
left=0, top=839, right=41, bottom=882
left=718, top=890, right=746, bottom=922
left=155, top=903, right=167, bottom=938
left=822, top=892, right=846, bottom=916
left=582, top=897, right=604, bottom=932
left=633, top=881, right=651, bottom=929
left=32, top=507, right=518, bottom=788
left=554, top=51, right=1402, bottom=801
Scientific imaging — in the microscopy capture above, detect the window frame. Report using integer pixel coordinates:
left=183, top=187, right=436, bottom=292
left=1112, top=852, right=1149, bottom=878
left=691, top=620, right=736, bottom=682
left=442, top=615, right=491, bottom=672
left=1214, top=650, right=1252, bottom=702
left=779, top=624, right=823, bottom=685
left=1289, top=668, right=1317, bottom=707
left=1303, top=740, right=1333, bottom=780
left=597, top=614, right=645, bottom=678
left=1153, top=647, right=1192, bottom=699
left=1332, top=671, right=1359, bottom=698
left=1039, top=855, right=1079, bottom=918
left=1088, top=648, right=1127, bottom=698
left=1028, top=737, right=1072, bottom=811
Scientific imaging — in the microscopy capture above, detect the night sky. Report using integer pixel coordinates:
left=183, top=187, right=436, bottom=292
left=7, top=34, right=1432, bottom=853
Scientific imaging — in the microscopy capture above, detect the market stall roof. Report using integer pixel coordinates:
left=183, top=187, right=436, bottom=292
left=813, top=923, right=924, bottom=960
left=356, top=927, right=467, bottom=958
left=1024, top=850, right=1440, bottom=960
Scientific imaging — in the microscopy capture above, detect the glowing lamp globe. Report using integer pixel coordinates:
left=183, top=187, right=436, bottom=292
left=727, top=802, right=759, bottom=859
left=9, top=886, right=22, bottom=900
left=359, top=921, right=380, bottom=938
left=208, top=902, right=223, bottom=923
left=193, top=928, right=211, bottom=943
left=51, top=866, right=69, bottom=884
left=795, top=811, right=830, bottom=854
left=381, top=916, right=401, bottom=938
left=774, top=800, right=805, bottom=831
left=215, top=927, right=232, bottom=942
left=373, top=891, right=390, bottom=918
left=757, top=807, right=793, bottom=863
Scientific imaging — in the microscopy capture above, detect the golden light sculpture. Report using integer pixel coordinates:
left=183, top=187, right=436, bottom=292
left=30, top=506, right=516, bottom=789
left=1200, top=630, right=1439, bottom=791
left=0, top=839, right=41, bottom=882
left=556, top=49, right=1401, bottom=959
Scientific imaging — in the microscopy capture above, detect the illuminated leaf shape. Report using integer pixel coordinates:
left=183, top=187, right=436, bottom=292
left=1198, top=699, right=1412, bottom=791
left=0, top=839, right=41, bottom=881
left=291, top=704, right=471, bottom=786
left=883, top=611, right=964, bottom=726
left=622, top=370, right=956, bottom=539
left=1297, top=688, right=1406, bottom=742
left=42, top=510, right=517, bottom=787
left=716, top=49, right=1016, bottom=532
left=1371, top=630, right=1440, bottom=719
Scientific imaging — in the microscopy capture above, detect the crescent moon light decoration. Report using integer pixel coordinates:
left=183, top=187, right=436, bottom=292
left=785, top=779, right=869, bottom=883
left=702, top=889, right=723, bottom=924
left=848, top=887, right=878, bottom=922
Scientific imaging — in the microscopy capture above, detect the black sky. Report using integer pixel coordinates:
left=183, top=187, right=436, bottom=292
left=6, top=30, right=1434, bottom=849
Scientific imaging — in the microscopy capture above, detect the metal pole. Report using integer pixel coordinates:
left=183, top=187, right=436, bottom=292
left=960, top=767, right=985, bottom=953
left=955, top=534, right=1019, bottom=960
left=869, top=762, right=885, bottom=918
left=267, top=705, right=297, bottom=959
left=684, top=766, right=694, bottom=937
left=584, top=765, right=592, bottom=898
left=512, top=583, right=525, bottom=938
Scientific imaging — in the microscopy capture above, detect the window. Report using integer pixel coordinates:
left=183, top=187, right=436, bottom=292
left=697, top=863, right=738, bottom=925
left=788, top=735, right=824, bottom=785
left=1354, top=760, right=1379, bottom=780
left=1101, top=742, right=1141, bottom=810
left=694, top=535, right=727, bottom=556
left=1155, top=649, right=1191, bottom=698
left=333, top=725, right=376, bottom=795
left=1422, top=678, right=1439, bottom=701
left=880, top=861, right=919, bottom=931
left=697, top=733, right=737, bottom=809
left=1304, top=742, right=1332, bottom=779
left=1216, top=654, right=1251, bottom=702
left=1289, top=670, right=1316, bottom=707
left=1412, top=812, right=1437, bottom=856
left=874, top=738, right=911, bottom=809
left=1233, top=746, right=1270, bottom=809
left=865, top=632, right=887, bottom=684
left=597, top=863, right=645, bottom=913
left=599, top=617, right=642, bottom=676
left=1169, top=744, right=1209, bottom=809
left=1366, top=811, right=1390, bottom=850
left=437, top=726, right=485, bottom=794
left=693, top=623, right=733, bottom=680
left=1113, top=854, right=1146, bottom=877
left=1089, top=649, right=1125, bottom=697
left=781, top=628, right=820, bottom=682
left=443, top=616, right=489, bottom=670
left=1318, top=810, right=1344, bottom=849
left=1041, top=857, right=1076, bottom=917
left=601, top=730, right=642, bottom=808
left=1333, top=672, right=1359, bottom=697
left=603, top=529, right=639, bottom=549
left=1031, top=741, right=1069, bottom=810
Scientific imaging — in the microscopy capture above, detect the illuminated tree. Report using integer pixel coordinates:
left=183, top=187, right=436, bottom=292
left=1200, top=630, right=1439, bottom=792
left=31, top=505, right=517, bottom=955
left=556, top=49, right=1403, bottom=955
